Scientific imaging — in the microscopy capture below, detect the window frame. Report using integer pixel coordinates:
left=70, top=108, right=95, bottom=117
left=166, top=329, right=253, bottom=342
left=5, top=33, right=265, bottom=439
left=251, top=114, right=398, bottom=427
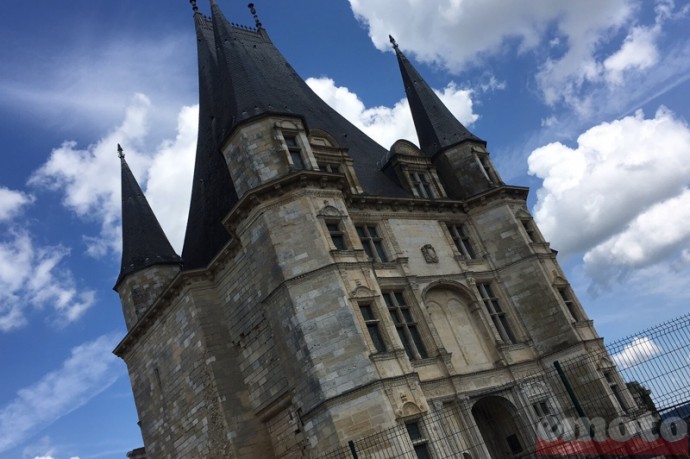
left=357, top=302, right=387, bottom=354
left=405, top=420, right=432, bottom=459
left=557, top=286, right=580, bottom=322
left=283, top=133, right=306, bottom=170
left=447, top=223, right=477, bottom=260
left=383, top=291, right=428, bottom=360
left=355, top=224, right=388, bottom=262
left=477, top=282, right=516, bottom=344
left=409, top=171, right=436, bottom=199
left=325, top=219, right=347, bottom=251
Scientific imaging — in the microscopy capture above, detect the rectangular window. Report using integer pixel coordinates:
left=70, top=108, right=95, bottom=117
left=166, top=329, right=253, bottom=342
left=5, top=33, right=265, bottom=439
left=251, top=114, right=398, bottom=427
left=410, top=172, right=435, bottom=198
left=477, top=283, right=516, bottom=344
left=476, top=153, right=496, bottom=184
left=384, top=291, right=428, bottom=359
left=319, top=162, right=341, bottom=173
left=521, top=219, right=536, bottom=242
left=326, top=221, right=346, bottom=250
left=284, top=135, right=305, bottom=170
left=355, top=224, right=388, bottom=262
left=558, top=287, right=579, bottom=321
left=532, top=400, right=552, bottom=418
left=605, top=371, right=628, bottom=413
left=359, top=304, right=386, bottom=353
left=447, top=224, right=476, bottom=259
left=406, top=421, right=431, bottom=459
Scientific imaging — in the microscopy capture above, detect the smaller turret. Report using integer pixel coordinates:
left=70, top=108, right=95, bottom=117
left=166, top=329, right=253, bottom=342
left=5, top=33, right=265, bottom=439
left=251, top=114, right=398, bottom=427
left=115, top=145, right=181, bottom=328
left=391, top=36, right=503, bottom=199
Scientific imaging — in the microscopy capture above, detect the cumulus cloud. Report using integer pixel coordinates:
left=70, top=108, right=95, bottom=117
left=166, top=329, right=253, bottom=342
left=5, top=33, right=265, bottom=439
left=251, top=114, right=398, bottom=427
left=528, top=107, right=690, bottom=287
left=612, top=337, right=662, bottom=369
left=29, top=95, right=197, bottom=256
left=0, top=230, right=95, bottom=331
left=0, top=187, right=33, bottom=222
left=307, top=77, right=478, bottom=149
left=349, top=0, right=687, bottom=113
left=604, top=25, right=660, bottom=85
left=0, top=334, right=121, bottom=453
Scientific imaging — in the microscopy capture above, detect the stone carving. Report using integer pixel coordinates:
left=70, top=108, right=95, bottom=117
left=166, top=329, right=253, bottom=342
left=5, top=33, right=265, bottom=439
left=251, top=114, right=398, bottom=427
left=421, top=244, right=439, bottom=263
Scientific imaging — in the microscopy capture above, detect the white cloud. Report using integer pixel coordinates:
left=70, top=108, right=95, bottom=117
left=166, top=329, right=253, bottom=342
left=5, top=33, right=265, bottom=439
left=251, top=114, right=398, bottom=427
left=0, top=230, right=95, bottom=331
left=0, top=334, right=121, bottom=453
left=349, top=0, right=687, bottom=113
left=612, top=337, right=662, bottom=369
left=34, top=456, right=54, bottom=459
left=29, top=94, right=197, bottom=256
left=604, top=25, right=660, bottom=84
left=528, top=107, right=690, bottom=286
left=307, top=77, right=478, bottom=150
left=0, top=187, right=33, bottom=222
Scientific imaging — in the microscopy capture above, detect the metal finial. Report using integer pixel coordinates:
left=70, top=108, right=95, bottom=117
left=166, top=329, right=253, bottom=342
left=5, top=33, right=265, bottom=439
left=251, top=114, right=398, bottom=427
left=248, top=3, right=262, bottom=29
left=389, top=35, right=399, bottom=49
left=117, top=144, right=125, bottom=159
left=189, top=0, right=199, bottom=13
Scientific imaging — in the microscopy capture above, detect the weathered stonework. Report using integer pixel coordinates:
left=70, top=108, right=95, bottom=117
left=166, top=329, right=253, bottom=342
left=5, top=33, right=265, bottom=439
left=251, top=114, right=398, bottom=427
left=114, top=6, right=632, bottom=458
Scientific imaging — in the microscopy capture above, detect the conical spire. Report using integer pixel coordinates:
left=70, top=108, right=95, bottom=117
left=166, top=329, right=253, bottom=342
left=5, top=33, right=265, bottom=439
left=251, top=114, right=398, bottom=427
left=180, top=1, right=238, bottom=270
left=391, top=36, right=484, bottom=157
left=181, top=1, right=408, bottom=269
left=204, top=2, right=405, bottom=194
left=116, top=145, right=181, bottom=288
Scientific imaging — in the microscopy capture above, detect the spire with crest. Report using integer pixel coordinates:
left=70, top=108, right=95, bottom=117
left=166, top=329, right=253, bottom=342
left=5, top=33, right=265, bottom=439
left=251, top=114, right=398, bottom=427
left=390, top=35, right=484, bottom=157
left=116, top=144, right=181, bottom=288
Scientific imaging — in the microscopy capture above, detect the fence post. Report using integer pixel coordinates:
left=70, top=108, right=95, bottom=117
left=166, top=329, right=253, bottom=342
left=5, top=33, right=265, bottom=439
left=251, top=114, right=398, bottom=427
left=348, top=440, right=358, bottom=459
left=554, top=360, right=606, bottom=458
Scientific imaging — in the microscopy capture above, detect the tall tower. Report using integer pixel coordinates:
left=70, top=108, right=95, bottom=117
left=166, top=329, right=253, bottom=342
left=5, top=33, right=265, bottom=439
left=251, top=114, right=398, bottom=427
left=114, top=3, right=634, bottom=458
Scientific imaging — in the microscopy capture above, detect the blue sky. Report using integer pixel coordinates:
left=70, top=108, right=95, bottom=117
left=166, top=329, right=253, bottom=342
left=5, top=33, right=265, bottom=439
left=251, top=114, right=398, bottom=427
left=1, top=1, right=689, bottom=458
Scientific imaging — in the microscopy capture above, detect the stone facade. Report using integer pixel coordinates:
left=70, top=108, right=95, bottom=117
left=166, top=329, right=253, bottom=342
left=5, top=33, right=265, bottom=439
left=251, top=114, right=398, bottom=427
left=113, top=5, right=635, bottom=458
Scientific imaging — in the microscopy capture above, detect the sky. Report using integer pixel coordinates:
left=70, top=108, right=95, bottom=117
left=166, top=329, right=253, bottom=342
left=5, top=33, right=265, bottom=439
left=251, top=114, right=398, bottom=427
left=1, top=0, right=689, bottom=457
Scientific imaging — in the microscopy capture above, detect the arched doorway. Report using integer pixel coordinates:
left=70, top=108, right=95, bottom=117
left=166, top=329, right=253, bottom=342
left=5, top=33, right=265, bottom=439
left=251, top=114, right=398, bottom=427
left=472, top=396, right=530, bottom=458
left=425, top=287, right=494, bottom=372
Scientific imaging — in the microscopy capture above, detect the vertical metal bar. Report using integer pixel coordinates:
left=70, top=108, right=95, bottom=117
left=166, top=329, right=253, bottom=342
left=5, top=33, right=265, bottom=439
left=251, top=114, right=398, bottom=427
left=348, top=440, right=358, bottom=459
left=554, top=360, right=607, bottom=458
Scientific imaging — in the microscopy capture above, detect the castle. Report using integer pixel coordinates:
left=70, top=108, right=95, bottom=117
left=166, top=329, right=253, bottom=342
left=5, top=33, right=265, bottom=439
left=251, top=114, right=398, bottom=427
left=114, top=1, right=634, bottom=457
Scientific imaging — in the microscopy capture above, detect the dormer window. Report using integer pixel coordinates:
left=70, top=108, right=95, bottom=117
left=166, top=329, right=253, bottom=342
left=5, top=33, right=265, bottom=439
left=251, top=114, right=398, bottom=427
left=383, top=140, right=447, bottom=199
left=319, top=162, right=341, bottom=173
left=447, top=223, right=477, bottom=259
left=410, top=171, right=435, bottom=198
left=472, top=147, right=501, bottom=185
left=284, top=134, right=305, bottom=170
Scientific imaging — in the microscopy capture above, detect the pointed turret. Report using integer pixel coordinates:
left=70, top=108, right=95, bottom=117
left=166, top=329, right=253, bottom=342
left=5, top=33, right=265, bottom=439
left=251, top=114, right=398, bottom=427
left=391, top=36, right=484, bottom=157
left=116, top=145, right=181, bottom=289
left=181, top=2, right=239, bottom=270
left=181, top=1, right=408, bottom=269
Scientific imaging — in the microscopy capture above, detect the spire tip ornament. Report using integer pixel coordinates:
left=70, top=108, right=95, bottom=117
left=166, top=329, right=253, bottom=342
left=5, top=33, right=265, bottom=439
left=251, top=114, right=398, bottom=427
left=248, top=3, right=262, bottom=29
left=189, top=0, right=199, bottom=13
left=117, top=144, right=125, bottom=159
left=389, top=35, right=399, bottom=49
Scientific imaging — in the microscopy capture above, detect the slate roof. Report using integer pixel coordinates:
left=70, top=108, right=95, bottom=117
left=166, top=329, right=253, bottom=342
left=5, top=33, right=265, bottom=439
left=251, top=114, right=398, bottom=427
left=180, top=3, right=410, bottom=270
left=392, top=38, right=485, bottom=157
left=180, top=10, right=238, bottom=270
left=116, top=154, right=181, bottom=289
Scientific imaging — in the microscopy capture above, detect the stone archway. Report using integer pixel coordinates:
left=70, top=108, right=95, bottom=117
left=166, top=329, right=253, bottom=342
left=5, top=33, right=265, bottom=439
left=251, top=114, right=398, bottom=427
left=472, top=396, right=530, bottom=458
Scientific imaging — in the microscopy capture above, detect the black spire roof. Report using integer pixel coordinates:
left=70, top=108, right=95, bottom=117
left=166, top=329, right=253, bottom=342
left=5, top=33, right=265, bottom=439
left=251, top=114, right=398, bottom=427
left=180, top=5, right=239, bottom=270
left=391, top=36, right=484, bottom=157
left=116, top=146, right=181, bottom=288
left=181, top=2, right=409, bottom=270
left=206, top=2, right=408, bottom=194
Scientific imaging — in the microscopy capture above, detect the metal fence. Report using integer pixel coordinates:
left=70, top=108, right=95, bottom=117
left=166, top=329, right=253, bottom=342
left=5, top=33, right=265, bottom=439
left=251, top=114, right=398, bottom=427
left=317, top=313, right=690, bottom=458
